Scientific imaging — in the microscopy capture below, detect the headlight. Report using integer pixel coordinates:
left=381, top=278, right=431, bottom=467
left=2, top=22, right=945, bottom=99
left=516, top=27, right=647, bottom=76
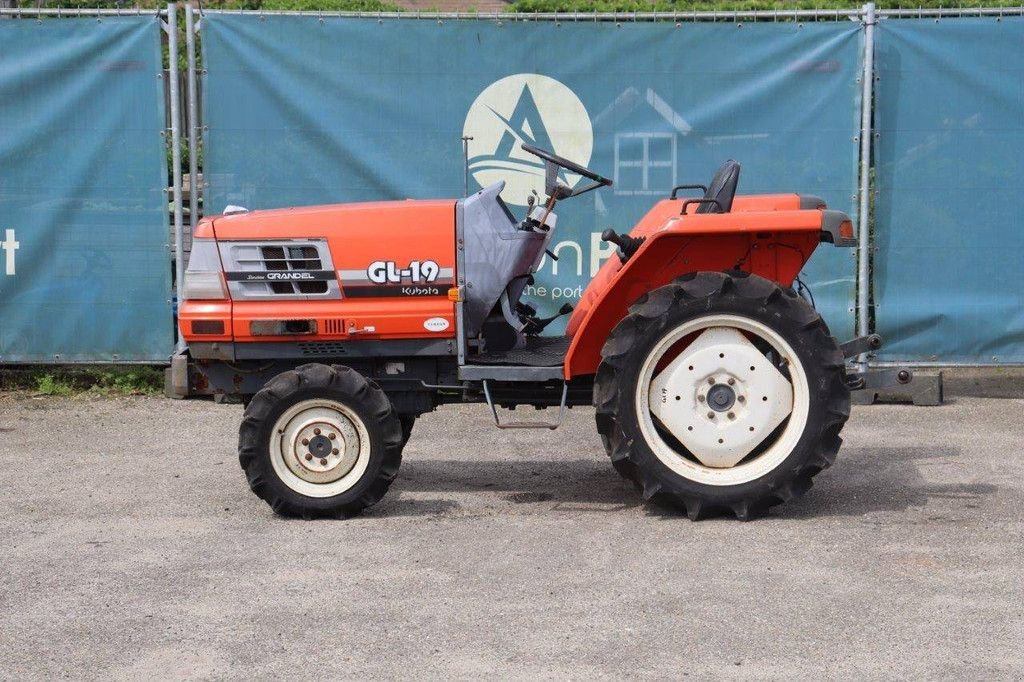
left=183, top=239, right=228, bottom=300
left=183, top=271, right=227, bottom=300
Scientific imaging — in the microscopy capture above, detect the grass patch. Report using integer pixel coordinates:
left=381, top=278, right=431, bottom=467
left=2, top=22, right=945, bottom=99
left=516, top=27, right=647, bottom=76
left=34, top=374, right=76, bottom=397
left=0, top=366, right=166, bottom=397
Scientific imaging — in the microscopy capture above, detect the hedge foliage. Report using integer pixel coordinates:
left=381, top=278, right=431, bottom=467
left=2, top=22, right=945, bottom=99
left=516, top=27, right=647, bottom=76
left=14, top=0, right=1024, bottom=12
left=14, top=0, right=402, bottom=11
left=506, top=0, right=1018, bottom=12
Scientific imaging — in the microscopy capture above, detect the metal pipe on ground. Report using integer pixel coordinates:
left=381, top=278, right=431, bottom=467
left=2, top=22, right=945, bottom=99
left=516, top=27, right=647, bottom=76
left=185, top=3, right=201, bottom=244
left=855, top=2, right=875, bottom=367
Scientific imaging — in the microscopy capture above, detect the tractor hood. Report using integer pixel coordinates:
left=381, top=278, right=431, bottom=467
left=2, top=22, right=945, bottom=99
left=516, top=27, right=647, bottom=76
left=206, top=199, right=457, bottom=241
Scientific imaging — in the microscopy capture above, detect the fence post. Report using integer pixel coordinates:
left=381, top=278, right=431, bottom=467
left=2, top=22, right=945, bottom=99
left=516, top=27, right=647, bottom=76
left=168, top=2, right=186, bottom=353
left=856, top=1, right=876, bottom=365
left=185, top=3, right=200, bottom=238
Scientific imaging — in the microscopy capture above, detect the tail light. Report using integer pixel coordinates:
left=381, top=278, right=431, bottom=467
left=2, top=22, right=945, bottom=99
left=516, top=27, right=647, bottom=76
left=183, top=238, right=228, bottom=300
left=820, top=210, right=858, bottom=247
left=838, top=220, right=855, bottom=241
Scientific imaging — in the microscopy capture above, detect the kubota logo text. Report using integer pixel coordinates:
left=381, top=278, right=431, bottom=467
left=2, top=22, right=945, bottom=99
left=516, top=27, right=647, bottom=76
left=463, top=74, right=593, bottom=206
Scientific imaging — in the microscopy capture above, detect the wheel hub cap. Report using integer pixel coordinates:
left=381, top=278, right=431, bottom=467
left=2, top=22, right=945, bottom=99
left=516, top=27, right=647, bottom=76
left=278, top=407, right=361, bottom=484
left=649, top=326, right=794, bottom=468
left=308, top=434, right=333, bottom=458
left=706, top=383, right=736, bottom=412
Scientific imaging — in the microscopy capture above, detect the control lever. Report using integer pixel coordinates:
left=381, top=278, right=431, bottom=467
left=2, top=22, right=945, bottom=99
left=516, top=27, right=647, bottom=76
left=524, top=190, right=541, bottom=221
left=601, top=229, right=646, bottom=263
left=522, top=303, right=574, bottom=335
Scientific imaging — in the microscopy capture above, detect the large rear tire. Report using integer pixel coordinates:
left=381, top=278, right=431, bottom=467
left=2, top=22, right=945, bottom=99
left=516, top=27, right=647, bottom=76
left=239, top=363, right=404, bottom=519
left=594, top=271, right=850, bottom=520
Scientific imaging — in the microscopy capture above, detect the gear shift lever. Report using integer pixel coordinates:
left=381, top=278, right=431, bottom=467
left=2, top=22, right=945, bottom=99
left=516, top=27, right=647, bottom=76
left=601, top=229, right=645, bottom=262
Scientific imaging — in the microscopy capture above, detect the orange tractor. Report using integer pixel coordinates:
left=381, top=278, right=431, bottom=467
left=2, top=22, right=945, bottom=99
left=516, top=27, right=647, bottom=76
left=179, top=144, right=908, bottom=520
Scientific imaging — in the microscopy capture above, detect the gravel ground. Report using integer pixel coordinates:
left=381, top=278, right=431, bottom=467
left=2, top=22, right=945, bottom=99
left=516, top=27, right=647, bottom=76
left=1, top=394, right=1022, bottom=680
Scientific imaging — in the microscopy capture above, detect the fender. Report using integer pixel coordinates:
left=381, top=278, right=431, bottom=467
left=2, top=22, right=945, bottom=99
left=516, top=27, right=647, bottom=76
left=563, top=205, right=851, bottom=379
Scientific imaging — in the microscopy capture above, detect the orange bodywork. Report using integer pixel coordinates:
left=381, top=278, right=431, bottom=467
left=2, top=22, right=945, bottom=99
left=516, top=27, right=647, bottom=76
left=563, top=194, right=823, bottom=378
left=181, top=200, right=458, bottom=346
left=178, top=300, right=233, bottom=342
left=181, top=190, right=834, bottom=380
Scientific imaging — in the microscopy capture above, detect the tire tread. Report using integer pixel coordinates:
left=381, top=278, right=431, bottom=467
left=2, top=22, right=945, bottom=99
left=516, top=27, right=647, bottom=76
left=238, top=363, right=404, bottom=519
left=594, top=271, right=851, bottom=520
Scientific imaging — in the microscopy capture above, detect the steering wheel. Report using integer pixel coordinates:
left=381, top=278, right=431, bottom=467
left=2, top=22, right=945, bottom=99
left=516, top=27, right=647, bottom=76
left=521, top=143, right=613, bottom=187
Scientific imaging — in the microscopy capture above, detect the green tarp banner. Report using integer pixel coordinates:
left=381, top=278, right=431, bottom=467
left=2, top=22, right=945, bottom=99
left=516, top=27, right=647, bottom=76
left=203, top=16, right=863, bottom=338
left=874, top=18, right=1024, bottom=362
left=0, top=17, right=171, bottom=362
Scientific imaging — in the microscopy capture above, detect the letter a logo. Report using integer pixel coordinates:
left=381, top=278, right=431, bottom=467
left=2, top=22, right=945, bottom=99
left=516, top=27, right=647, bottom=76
left=463, top=74, right=593, bottom=206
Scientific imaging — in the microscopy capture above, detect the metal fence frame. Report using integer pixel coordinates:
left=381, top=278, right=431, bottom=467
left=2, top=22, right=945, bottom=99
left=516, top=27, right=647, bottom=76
left=188, top=2, right=1024, bottom=368
left=2, top=4, right=1021, bottom=366
left=189, top=2, right=880, bottom=362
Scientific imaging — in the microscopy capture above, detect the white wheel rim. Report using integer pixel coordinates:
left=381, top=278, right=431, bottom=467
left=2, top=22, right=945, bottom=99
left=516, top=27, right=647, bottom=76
left=269, top=399, right=372, bottom=498
left=635, top=313, right=810, bottom=487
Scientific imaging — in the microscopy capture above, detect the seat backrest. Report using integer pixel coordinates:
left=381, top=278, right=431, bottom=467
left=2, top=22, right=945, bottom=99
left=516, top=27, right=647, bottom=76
left=699, top=160, right=741, bottom=214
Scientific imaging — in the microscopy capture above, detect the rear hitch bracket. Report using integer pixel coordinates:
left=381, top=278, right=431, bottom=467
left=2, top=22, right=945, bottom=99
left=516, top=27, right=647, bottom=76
left=845, top=367, right=913, bottom=391
left=840, top=333, right=883, bottom=359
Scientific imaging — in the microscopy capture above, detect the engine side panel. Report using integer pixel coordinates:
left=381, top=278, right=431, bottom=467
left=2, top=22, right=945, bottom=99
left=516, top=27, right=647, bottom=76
left=184, top=200, right=458, bottom=349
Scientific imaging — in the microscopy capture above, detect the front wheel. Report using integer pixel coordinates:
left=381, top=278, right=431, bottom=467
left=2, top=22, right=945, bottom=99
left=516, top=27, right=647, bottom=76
left=594, top=271, right=850, bottom=520
left=238, top=363, right=404, bottom=518
left=398, top=414, right=416, bottom=447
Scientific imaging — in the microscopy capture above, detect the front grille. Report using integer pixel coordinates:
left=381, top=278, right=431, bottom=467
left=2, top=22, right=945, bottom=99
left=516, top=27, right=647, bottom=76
left=221, top=240, right=340, bottom=300
left=322, top=319, right=346, bottom=335
left=259, top=245, right=327, bottom=295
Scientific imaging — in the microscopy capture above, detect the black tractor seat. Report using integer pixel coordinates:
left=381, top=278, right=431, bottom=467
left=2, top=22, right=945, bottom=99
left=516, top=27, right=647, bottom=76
left=700, top=160, right=741, bottom=213
left=675, top=160, right=741, bottom=215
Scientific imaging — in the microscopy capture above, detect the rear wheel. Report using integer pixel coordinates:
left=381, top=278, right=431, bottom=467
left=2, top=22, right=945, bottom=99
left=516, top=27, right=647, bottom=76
left=594, top=271, right=849, bottom=520
left=239, top=363, right=404, bottom=518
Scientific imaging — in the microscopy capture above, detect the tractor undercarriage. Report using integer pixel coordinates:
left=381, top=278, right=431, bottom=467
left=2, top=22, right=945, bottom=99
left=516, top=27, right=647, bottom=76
left=184, top=329, right=908, bottom=419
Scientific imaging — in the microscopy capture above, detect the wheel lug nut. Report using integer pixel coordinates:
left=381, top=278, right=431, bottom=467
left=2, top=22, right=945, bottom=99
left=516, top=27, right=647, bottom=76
left=707, top=412, right=715, bottom=419
left=727, top=378, right=735, bottom=386
left=301, top=438, right=309, bottom=446
left=332, top=448, right=339, bottom=455
left=728, top=412, right=735, bottom=420
left=304, top=453, right=313, bottom=461
left=319, top=458, right=328, bottom=466
left=314, top=428, right=321, bottom=435
left=697, top=395, right=705, bottom=403
left=328, top=433, right=336, bottom=440
left=707, top=377, right=715, bottom=385
left=738, top=396, right=745, bottom=403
